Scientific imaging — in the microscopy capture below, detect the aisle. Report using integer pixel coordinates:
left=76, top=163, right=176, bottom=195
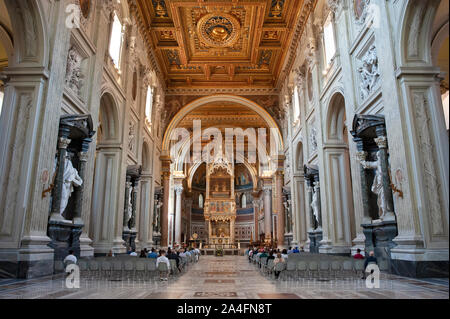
left=0, top=256, right=447, bottom=299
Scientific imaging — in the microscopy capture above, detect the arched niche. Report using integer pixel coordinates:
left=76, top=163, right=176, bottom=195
left=98, top=91, right=120, bottom=142
left=295, top=141, right=304, bottom=173
left=141, top=141, right=151, bottom=172
left=2, top=0, right=48, bottom=68
left=326, top=92, right=347, bottom=143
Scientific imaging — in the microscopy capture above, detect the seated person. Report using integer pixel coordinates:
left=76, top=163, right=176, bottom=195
left=281, top=249, right=288, bottom=259
left=362, top=251, right=378, bottom=279
left=63, top=250, right=77, bottom=266
left=273, top=253, right=285, bottom=279
left=156, top=250, right=171, bottom=281
left=147, top=248, right=158, bottom=258
left=167, top=248, right=180, bottom=269
left=353, top=248, right=364, bottom=259
left=266, top=251, right=275, bottom=265
left=129, top=248, right=138, bottom=256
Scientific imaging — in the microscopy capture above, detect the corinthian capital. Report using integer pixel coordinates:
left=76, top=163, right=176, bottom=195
left=175, top=185, right=183, bottom=195
left=327, top=0, right=342, bottom=15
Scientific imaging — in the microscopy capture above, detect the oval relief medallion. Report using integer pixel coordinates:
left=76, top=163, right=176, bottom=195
left=197, top=13, right=241, bottom=48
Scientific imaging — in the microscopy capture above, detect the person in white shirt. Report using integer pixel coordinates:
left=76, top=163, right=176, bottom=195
left=156, top=250, right=171, bottom=281
left=129, top=248, right=138, bottom=256
left=63, top=250, right=77, bottom=265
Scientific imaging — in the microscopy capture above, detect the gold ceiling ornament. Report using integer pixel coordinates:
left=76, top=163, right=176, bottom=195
left=197, top=13, right=241, bottom=48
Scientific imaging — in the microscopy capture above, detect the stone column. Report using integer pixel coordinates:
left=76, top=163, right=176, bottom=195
left=252, top=198, right=259, bottom=242
left=130, top=179, right=140, bottom=231
left=161, top=172, right=170, bottom=247
left=263, top=185, right=272, bottom=241
left=123, top=176, right=132, bottom=231
left=306, top=185, right=315, bottom=230
left=174, top=185, right=183, bottom=245
left=354, top=138, right=372, bottom=224
left=275, top=171, right=285, bottom=247
left=50, top=130, right=71, bottom=221
left=72, top=137, right=92, bottom=225
left=374, top=127, right=395, bottom=221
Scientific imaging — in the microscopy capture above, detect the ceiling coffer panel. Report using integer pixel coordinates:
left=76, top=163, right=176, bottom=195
left=134, top=0, right=307, bottom=89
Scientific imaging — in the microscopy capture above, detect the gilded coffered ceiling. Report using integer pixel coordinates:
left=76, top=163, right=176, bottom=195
left=133, top=0, right=312, bottom=90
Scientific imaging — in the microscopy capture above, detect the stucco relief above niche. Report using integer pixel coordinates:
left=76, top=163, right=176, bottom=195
left=356, top=44, right=380, bottom=103
left=65, top=46, right=86, bottom=100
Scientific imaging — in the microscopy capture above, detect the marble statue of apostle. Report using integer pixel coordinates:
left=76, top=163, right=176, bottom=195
left=359, top=150, right=385, bottom=218
left=310, top=188, right=319, bottom=225
left=127, top=186, right=133, bottom=222
left=60, top=156, right=83, bottom=216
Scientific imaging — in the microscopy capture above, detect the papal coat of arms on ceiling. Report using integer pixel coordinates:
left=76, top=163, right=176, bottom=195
left=197, top=13, right=241, bottom=48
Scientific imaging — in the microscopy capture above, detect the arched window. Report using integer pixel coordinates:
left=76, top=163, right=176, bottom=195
left=109, top=12, right=123, bottom=69
left=145, top=86, right=153, bottom=125
left=241, top=194, right=246, bottom=208
left=293, top=86, right=300, bottom=122
left=323, top=13, right=336, bottom=67
left=199, top=193, right=204, bottom=208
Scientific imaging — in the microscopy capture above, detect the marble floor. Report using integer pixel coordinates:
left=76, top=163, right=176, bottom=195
left=0, top=256, right=448, bottom=299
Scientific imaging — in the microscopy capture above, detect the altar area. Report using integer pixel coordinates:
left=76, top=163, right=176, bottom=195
left=202, top=153, right=237, bottom=249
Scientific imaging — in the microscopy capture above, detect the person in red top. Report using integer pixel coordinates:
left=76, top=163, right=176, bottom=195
left=353, top=248, right=365, bottom=259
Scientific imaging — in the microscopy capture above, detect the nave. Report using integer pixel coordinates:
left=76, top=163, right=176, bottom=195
left=0, top=256, right=447, bottom=299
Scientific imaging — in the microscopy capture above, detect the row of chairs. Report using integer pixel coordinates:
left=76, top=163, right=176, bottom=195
left=55, top=253, right=199, bottom=281
left=252, top=254, right=389, bottom=280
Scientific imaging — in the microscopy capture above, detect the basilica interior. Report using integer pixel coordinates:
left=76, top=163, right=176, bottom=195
left=0, top=0, right=448, bottom=299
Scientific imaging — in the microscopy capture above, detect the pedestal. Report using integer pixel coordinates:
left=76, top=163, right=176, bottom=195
left=307, top=229, right=323, bottom=254
left=361, top=219, right=397, bottom=271
left=122, top=229, right=137, bottom=252
left=47, top=219, right=83, bottom=273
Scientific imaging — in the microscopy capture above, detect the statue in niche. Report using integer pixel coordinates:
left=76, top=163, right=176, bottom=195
left=127, top=186, right=133, bottom=224
left=359, top=150, right=385, bottom=219
left=310, top=187, right=319, bottom=226
left=60, top=154, right=83, bottom=216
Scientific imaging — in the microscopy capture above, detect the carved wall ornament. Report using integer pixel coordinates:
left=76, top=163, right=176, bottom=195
left=327, top=0, right=342, bottom=15
left=357, top=45, right=380, bottom=101
left=65, top=46, right=84, bottom=97
left=353, top=0, right=371, bottom=26
left=309, top=126, right=318, bottom=153
left=128, top=121, right=136, bottom=152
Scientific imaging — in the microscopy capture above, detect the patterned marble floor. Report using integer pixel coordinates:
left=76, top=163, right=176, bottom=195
left=0, top=256, right=448, bottom=299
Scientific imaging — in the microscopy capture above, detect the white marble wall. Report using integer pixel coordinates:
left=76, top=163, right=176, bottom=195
left=0, top=0, right=165, bottom=275
left=281, top=0, right=449, bottom=262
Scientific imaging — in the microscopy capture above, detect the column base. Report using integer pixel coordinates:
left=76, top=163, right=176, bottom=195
left=79, top=234, right=94, bottom=258
left=0, top=236, right=54, bottom=279
left=390, top=246, right=449, bottom=278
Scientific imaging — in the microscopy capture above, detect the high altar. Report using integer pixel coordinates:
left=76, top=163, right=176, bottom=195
left=204, top=154, right=236, bottom=248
